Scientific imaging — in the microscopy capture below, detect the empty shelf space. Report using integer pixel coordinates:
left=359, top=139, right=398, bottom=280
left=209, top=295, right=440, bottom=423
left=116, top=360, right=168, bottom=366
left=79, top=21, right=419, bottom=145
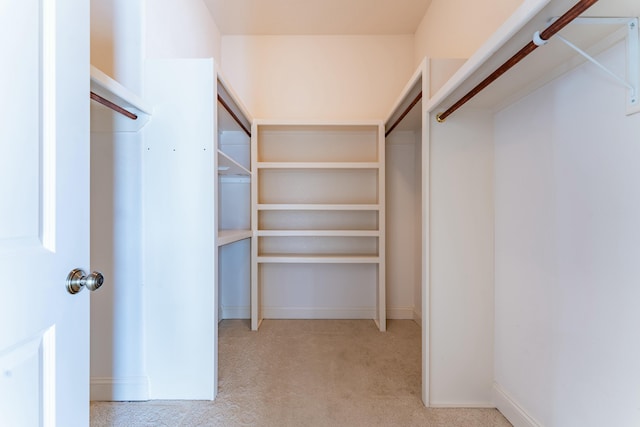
left=256, top=162, right=380, bottom=169
left=257, top=254, right=381, bottom=264
left=218, top=150, right=251, bottom=176
left=257, top=204, right=381, bottom=211
left=218, top=229, right=252, bottom=246
left=257, top=230, right=379, bottom=237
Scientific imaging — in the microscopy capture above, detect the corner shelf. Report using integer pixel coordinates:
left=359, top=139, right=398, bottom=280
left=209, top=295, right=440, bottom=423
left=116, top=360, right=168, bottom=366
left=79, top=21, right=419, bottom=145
left=218, top=229, right=252, bottom=247
left=218, top=150, right=251, bottom=176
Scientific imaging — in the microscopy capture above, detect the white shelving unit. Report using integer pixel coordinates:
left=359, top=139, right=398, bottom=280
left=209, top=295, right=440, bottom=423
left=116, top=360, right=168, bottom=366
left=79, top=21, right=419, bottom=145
left=215, top=75, right=253, bottom=323
left=251, top=121, right=386, bottom=331
left=215, top=76, right=252, bottom=248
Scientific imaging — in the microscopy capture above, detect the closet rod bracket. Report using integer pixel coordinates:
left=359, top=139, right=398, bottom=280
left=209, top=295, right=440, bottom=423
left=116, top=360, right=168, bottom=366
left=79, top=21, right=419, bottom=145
left=546, top=16, right=639, bottom=115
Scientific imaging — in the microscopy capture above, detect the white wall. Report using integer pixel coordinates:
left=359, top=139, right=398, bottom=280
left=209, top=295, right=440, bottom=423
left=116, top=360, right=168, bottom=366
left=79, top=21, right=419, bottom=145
left=494, top=41, right=640, bottom=426
left=413, top=0, right=523, bottom=66
left=221, top=35, right=414, bottom=120
left=386, top=131, right=422, bottom=320
left=91, top=0, right=144, bottom=91
left=146, top=0, right=222, bottom=63
left=90, top=0, right=147, bottom=401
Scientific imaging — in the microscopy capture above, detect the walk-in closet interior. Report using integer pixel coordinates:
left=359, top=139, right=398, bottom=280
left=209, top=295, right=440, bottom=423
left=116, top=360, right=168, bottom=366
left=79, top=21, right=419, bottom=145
left=86, top=0, right=640, bottom=425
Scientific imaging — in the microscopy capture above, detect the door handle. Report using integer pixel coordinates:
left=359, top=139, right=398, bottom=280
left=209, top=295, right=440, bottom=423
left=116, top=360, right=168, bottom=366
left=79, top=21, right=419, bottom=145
left=66, top=268, right=104, bottom=294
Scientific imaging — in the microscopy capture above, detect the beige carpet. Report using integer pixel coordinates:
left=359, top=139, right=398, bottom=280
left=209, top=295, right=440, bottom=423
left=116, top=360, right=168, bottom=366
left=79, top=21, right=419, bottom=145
left=91, top=319, right=512, bottom=426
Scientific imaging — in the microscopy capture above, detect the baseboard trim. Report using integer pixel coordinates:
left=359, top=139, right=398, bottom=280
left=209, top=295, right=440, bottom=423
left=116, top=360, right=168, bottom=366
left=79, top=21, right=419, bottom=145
left=429, top=402, right=495, bottom=408
left=221, top=306, right=419, bottom=321
left=91, top=376, right=149, bottom=401
left=263, top=307, right=376, bottom=319
left=493, top=382, right=542, bottom=427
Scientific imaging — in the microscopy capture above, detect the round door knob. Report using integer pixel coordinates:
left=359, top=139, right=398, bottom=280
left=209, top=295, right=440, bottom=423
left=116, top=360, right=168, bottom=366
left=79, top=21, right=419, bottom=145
left=66, top=269, right=104, bottom=294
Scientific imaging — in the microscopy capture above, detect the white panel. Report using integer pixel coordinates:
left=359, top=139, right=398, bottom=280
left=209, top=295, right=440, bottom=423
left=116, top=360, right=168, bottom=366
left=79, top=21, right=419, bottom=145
left=429, top=109, right=494, bottom=406
left=0, top=0, right=40, bottom=245
left=143, top=59, right=215, bottom=399
left=0, top=340, right=42, bottom=427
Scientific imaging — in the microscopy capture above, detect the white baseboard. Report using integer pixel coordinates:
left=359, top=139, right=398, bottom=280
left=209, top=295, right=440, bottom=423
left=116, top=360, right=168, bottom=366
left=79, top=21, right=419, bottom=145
left=91, top=376, right=149, bottom=401
left=493, top=382, right=542, bottom=427
left=429, top=402, right=495, bottom=408
left=263, top=306, right=376, bottom=319
left=221, top=305, right=419, bottom=321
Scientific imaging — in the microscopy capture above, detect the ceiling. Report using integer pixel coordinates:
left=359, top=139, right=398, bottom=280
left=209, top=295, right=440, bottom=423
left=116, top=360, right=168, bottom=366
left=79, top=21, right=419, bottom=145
left=203, top=0, right=433, bottom=35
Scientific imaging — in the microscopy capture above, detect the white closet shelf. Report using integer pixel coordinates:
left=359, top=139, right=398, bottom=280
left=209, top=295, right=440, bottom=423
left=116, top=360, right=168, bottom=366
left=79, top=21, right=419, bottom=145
left=218, top=150, right=251, bottom=176
left=256, top=162, right=379, bottom=169
left=257, top=204, right=381, bottom=211
left=257, top=254, right=380, bottom=264
left=257, top=230, right=379, bottom=237
left=90, top=65, right=151, bottom=132
left=218, top=229, right=252, bottom=246
left=427, top=0, right=640, bottom=116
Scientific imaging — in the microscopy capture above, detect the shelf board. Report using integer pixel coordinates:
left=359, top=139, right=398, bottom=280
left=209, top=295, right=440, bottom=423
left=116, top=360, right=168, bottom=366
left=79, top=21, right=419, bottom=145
left=218, top=150, right=251, bottom=176
left=217, top=229, right=252, bottom=246
left=90, top=65, right=151, bottom=132
left=257, top=204, right=380, bottom=211
left=257, top=254, right=380, bottom=264
left=257, top=230, right=379, bottom=237
left=256, top=162, right=379, bottom=169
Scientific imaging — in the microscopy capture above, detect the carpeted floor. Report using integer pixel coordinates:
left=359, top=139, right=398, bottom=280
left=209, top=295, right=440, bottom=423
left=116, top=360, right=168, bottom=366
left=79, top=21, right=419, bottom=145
left=91, top=319, right=512, bottom=426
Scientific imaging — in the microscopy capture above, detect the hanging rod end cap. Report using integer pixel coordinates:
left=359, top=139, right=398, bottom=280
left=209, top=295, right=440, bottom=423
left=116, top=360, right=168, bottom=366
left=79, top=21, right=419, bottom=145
left=436, top=113, right=446, bottom=123
left=533, top=30, right=548, bottom=47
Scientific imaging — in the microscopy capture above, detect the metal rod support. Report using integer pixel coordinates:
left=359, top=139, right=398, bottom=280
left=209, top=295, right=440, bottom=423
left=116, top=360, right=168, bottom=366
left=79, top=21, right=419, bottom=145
left=556, top=34, right=635, bottom=94
left=436, top=0, right=600, bottom=123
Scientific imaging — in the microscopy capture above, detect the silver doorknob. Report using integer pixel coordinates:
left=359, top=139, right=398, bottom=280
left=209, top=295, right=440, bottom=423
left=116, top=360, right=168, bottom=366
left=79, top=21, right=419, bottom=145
left=66, top=269, right=104, bottom=294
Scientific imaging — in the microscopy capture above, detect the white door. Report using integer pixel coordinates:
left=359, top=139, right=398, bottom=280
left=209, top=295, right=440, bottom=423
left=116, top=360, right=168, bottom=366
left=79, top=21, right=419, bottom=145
left=0, top=0, right=91, bottom=426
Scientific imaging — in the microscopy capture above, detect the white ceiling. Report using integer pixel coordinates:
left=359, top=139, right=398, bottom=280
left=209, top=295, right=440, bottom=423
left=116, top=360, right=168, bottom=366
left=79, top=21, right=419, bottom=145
left=203, top=0, right=433, bottom=35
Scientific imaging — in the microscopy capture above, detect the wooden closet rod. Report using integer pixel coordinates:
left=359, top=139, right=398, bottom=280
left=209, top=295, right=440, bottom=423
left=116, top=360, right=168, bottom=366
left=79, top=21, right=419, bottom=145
left=90, top=91, right=138, bottom=120
left=436, top=0, right=600, bottom=123
left=385, top=91, right=423, bottom=137
left=217, top=95, right=251, bottom=137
